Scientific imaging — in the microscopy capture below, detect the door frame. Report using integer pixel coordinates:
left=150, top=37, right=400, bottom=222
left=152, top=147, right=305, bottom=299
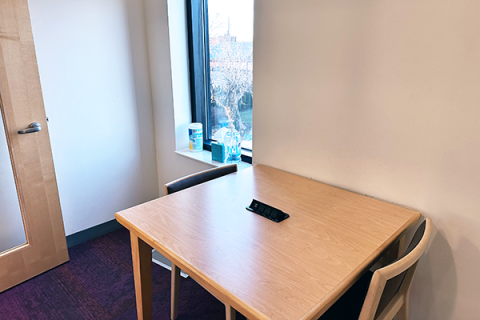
left=0, top=0, right=69, bottom=292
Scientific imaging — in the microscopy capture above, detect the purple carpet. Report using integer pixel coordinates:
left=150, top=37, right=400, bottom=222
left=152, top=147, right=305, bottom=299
left=0, top=228, right=247, bottom=320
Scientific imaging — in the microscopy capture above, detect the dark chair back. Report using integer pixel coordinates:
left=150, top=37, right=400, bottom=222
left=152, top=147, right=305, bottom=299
left=164, top=164, right=238, bottom=195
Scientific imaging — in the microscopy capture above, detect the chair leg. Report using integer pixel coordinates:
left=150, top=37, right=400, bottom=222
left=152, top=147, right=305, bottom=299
left=171, top=264, right=181, bottom=320
left=397, top=296, right=409, bottom=320
left=225, top=303, right=236, bottom=320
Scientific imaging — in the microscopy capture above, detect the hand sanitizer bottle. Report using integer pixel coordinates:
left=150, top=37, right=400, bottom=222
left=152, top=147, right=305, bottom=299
left=224, top=120, right=241, bottom=163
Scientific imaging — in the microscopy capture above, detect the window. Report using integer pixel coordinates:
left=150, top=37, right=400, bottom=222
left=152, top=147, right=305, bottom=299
left=187, top=0, right=253, bottom=163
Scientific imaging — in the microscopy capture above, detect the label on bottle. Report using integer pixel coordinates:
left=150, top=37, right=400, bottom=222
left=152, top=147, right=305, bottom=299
left=189, top=128, right=203, bottom=152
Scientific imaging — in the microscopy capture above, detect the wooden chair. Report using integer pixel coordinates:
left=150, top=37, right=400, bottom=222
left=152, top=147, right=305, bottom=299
left=319, top=217, right=432, bottom=320
left=163, top=164, right=238, bottom=320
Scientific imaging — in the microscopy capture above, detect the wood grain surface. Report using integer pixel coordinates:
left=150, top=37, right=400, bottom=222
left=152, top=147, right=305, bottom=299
left=0, top=0, right=68, bottom=292
left=116, top=165, right=420, bottom=320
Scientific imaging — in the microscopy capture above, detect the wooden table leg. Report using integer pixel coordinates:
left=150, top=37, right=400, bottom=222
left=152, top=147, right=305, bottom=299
left=131, top=233, right=152, bottom=320
left=171, top=264, right=180, bottom=320
left=225, top=303, right=236, bottom=320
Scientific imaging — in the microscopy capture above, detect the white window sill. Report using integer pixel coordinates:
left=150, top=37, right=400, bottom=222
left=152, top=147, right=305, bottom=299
left=175, top=148, right=252, bottom=170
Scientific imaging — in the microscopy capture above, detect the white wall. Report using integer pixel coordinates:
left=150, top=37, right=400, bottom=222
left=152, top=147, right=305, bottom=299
left=253, top=0, right=480, bottom=319
left=144, top=0, right=212, bottom=191
left=28, top=0, right=159, bottom=235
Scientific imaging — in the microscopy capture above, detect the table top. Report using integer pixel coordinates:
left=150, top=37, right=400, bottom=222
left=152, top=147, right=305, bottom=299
left=115, top=164, right=420, bottom=320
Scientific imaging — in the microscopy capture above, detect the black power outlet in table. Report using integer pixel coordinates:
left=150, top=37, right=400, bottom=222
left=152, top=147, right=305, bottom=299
left=246, top=199, right=290, bottom=223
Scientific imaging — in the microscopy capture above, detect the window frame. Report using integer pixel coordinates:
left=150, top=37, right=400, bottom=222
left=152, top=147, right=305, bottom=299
left=186, top=0, right=252, bottom=164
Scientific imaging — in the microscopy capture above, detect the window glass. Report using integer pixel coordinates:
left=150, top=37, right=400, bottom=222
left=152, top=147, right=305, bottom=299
left=207, top=0, right=253, bottom=150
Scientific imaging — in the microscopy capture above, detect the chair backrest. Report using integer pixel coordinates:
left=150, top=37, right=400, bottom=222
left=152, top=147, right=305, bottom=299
left=164, top=164, right=238, bottom=195
left=358, top=218, right=432, bottom=320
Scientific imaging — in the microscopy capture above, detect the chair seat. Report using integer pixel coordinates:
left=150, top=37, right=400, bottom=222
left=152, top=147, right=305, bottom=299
left=319, top=271, right=373, bottom=320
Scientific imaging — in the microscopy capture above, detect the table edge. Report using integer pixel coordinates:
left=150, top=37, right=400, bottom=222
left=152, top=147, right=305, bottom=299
left=115, top=212, right=270, bottom=320
left=300, top=211, right=422, bottom=320
left=115, top=164, right=423, bottom=320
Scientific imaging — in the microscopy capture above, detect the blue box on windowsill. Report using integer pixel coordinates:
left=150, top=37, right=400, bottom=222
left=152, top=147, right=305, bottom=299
left=211, top=142, right=226, bottom=163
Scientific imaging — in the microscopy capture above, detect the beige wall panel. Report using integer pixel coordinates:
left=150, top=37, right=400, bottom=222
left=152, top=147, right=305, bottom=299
left=253, top=1, right=480, bottom=319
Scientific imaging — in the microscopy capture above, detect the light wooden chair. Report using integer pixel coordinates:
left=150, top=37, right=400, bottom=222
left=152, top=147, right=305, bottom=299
left=319, top=217, right=432, bottom=320
left=163, top=164, right=238, bottom=320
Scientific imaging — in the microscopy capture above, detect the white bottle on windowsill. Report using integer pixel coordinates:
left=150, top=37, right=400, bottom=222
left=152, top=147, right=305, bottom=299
left=224, top=120, right=241, bottom=163
left=188, top=123, right=203, bottom=152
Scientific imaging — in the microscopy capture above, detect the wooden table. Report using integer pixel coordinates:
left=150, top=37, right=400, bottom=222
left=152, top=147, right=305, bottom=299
left=115, top=165, right=420, bottom=320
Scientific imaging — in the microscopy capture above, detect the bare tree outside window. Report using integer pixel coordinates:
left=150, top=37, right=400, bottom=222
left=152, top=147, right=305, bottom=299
left=207, top=0, right=253, bottom=150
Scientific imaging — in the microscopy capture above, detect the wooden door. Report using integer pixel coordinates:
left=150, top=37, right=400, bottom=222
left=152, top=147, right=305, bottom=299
left=0, top=0, right=69, bottom=292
